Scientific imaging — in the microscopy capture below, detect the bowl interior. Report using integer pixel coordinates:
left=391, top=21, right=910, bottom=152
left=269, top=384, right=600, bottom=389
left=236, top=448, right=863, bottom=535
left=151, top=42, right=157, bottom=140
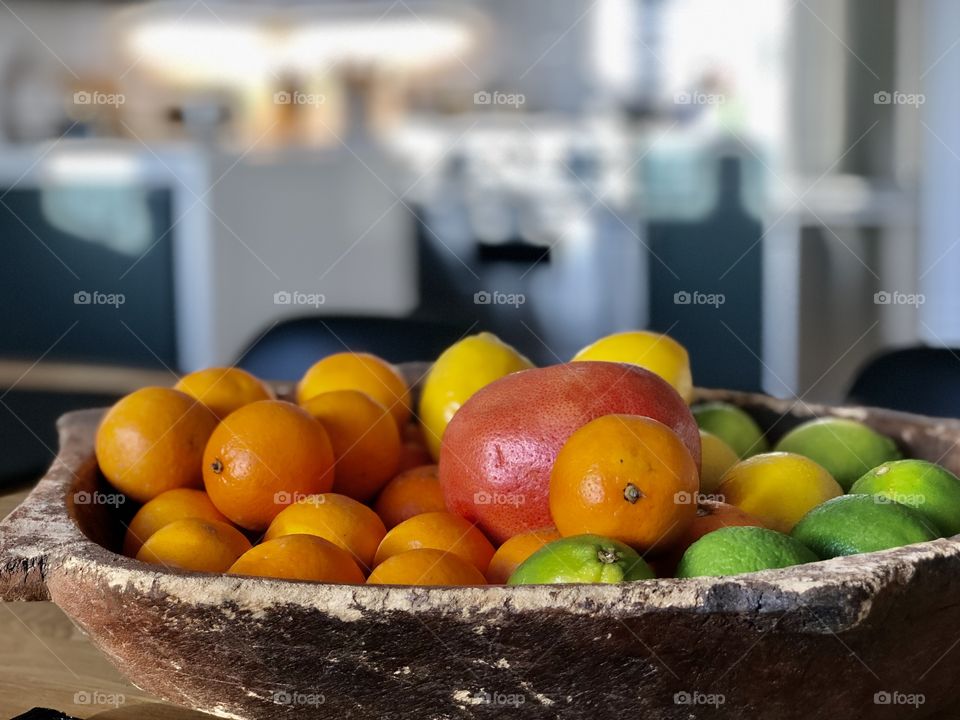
left=67, top=388, right=960, bottom=583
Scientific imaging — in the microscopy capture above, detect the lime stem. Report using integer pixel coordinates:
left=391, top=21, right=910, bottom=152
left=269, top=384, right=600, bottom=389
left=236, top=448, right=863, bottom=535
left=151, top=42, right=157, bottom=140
left=597, top=547, right=621, bottom=564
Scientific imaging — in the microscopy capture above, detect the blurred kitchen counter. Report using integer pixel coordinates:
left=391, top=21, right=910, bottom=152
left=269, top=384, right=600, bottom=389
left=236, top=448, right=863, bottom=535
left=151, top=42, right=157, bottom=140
left=0, top=361, right=171, bottom=395
left=0, top=485, right=206, bottom=719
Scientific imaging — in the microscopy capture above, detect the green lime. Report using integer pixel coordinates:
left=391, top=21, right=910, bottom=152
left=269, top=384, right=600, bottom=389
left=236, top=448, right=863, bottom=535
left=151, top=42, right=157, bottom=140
left=675, top=526, right=817, bottom=578
left=791, top=494, right=939, bottom=559
left=507, top=534, right=654, bottom=585
left=851, top=459, right=960, bottom=537
left=692, top=402, right=769, bottom=458
left=773, top=418, right=901, bottom=491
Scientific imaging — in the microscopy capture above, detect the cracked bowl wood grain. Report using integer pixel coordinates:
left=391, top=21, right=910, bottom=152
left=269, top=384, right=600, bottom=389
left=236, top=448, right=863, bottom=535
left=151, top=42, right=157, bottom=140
left=4, top=377, right=960, bottom=719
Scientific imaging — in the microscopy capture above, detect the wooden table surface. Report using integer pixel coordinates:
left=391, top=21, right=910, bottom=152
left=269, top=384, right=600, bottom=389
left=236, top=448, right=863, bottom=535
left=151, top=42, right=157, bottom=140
left=0, top=482, right=209, bottom=720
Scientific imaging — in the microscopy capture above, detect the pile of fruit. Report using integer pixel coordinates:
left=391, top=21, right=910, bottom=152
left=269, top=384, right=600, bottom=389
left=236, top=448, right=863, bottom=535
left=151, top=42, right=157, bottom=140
left=92, top=330, right=960, bottom=586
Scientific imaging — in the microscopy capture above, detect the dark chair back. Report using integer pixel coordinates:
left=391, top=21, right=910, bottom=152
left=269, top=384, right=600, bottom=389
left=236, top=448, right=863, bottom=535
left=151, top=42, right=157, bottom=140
left=847, top=346, right=960, bottom=419
left=235, top=316, right=468, bottom=381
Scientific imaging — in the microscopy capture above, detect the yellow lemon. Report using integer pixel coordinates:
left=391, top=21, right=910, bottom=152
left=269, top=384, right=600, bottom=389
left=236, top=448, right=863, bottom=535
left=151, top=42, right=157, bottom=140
left=419, top=332, right=533, bottom=459
left=717, top=452, right=843, bottom=533
left=572, top=331, right=693, bottom=403
left=699, top=430, right=740, bottom=494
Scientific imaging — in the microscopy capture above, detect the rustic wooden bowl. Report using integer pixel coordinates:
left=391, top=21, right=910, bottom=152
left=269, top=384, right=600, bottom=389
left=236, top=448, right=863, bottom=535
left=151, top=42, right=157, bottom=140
left=3, top=370, right=960, bottom=719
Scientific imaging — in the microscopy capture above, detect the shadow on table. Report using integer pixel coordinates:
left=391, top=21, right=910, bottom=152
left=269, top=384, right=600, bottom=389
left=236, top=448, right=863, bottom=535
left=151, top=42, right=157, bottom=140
left=91, top=703, right=210, bottom=719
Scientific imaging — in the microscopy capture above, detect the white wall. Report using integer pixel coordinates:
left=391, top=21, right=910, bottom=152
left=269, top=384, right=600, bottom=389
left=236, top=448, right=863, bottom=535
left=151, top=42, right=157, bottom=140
left=919, top=0, right=960, bottom=346
left=195, top=147, right=418, bottom=369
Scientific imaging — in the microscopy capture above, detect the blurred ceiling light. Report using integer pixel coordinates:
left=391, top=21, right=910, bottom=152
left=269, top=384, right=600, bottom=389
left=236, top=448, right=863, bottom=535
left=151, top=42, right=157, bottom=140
left=127, top=21, right=270, bottom=83
left=284, top=20, right=472, bottom=71
left=120, top=2, right=477, bottom=85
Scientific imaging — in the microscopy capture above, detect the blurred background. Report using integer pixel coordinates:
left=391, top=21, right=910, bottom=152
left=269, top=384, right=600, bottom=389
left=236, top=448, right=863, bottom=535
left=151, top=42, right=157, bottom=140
left=1, top=0, right=958, bottom=477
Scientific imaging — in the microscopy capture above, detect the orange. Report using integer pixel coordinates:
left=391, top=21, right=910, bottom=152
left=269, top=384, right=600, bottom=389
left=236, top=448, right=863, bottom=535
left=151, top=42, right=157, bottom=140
left=264, top=493, right=386, bottom=571
left=174, top=366, right=274, bottom=419
left=301, top=390, right=401, bottom=502
left=485, top=527, right=561, bottom=584
left=135, top=518, right=251, bottom=573
left=96, top=387, right=219, bottom=504
left=123, top=488, right=230, bottom=557
left=202, top=400, right=335, bottom=531
left=228, top=534, right=365, bottom=583
left=549, top=414, right=699, bottom=553
left=366, top=549, right=486, bottom=586
left=373, top=465, right=446, bottom=529
left=402, top=422, right=426, bottom=446
left=297, top=352, right=411, bottom=427
left=397, top=442, right=433, bottom=472
left=398, top=422, right=432, bottom=471
left=373, top=511, right=496, bottom=572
